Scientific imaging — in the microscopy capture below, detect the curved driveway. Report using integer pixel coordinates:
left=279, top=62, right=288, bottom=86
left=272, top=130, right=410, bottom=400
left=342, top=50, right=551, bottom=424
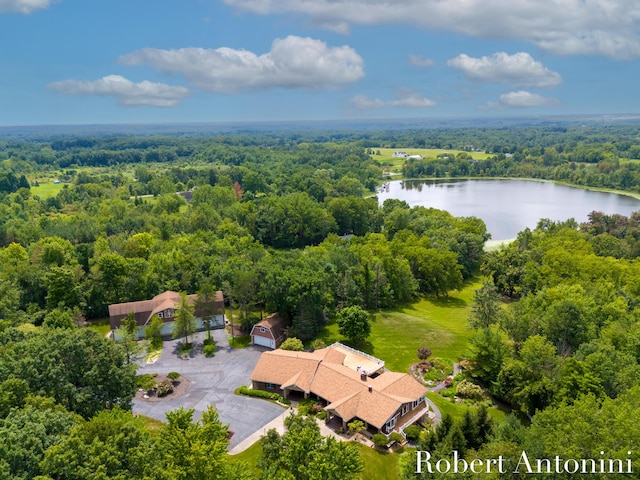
left=133, top=329, right=286, bottom=449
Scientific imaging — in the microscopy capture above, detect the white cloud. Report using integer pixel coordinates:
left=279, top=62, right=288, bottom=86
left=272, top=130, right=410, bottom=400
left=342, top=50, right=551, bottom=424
left=483, top=90, right=559, bottom=109
left=350, top=89, right=435, bottom=109
left=222, top=0, right=640, bottom=59
left=409, top=54, right=434, bottom=68
left=0, top=0, right=53, bottom=14
left=48, top=75, right=190, bottom=107
left=447, top=52, right=562, bottom=88
left=119, top=35, right=364, bottom=93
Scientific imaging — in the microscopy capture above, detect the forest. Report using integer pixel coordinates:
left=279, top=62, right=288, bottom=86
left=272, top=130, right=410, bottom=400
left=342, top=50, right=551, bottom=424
left=0, top=123, right=640, bottom=479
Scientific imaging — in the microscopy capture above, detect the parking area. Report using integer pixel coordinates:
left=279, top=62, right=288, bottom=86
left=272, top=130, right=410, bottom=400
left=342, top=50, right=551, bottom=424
left=133, top=329, right=286, bottom=449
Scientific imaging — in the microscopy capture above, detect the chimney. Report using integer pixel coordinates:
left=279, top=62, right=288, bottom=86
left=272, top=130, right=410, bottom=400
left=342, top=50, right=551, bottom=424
left=368, top=386, right=373, bottom=393
left=360, top=373, right=367, bottom=381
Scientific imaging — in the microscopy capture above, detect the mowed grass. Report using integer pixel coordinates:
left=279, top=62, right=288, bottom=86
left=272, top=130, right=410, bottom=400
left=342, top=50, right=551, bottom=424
left=375, top=148, right=494, bottom=175
left=320, top=278, right=481, bottom=372
left=427, top=392, right=508, bottom=425
left=86, top=317, right=111, bottom=337
left=230, top=439, right=403, bottom=480
left=30, top=182, right=65, bottom=199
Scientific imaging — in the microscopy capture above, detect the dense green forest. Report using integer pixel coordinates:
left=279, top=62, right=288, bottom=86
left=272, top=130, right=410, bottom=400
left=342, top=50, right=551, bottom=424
left=1, top=124, right=640, bottom=479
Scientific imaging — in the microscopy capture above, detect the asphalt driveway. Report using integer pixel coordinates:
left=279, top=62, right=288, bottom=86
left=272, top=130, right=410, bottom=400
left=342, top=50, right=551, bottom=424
left=133, top=329, right=286, bottom=449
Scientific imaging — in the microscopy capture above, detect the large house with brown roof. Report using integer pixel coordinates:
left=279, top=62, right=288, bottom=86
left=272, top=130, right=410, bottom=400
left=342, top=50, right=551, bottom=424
left=250, top=343, right=428, bottom=437
left=250, top=313, right=287, bottom=349
left=108, top=290, right=224, bottom=339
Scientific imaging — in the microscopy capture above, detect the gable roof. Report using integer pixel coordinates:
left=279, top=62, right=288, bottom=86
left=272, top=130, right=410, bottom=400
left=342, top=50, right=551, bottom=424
left=250, top=343, right=427, bottom=429
left=108, top=290, right=223, bottom=330
left=250, top=312, right=288, bottom=340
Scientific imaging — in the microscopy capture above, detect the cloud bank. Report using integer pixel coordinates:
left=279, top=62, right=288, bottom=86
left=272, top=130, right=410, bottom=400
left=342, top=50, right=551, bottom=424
left=484, top=90, right=559, bottom=109
left=447, top=52, right=562, bottom=88
left=119, top=35, right=364, bottom=93
left=48, top=75, right=190, bottom=107
left=0, top=0, right=53, bottom=14
left=222, top=0, right=640, bottom=59
left=350, top=90, right=435, bottom=109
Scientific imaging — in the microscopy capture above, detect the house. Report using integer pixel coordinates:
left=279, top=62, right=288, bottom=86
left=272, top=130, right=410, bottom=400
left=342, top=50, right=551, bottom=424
left=250, top=313, right=287, bottom=349
left=250, top=343, right=428, bottom=436
left=392, top=151, right=408, bottom=158
left=108, top=290, right=224, bottom=339
left=407, top=154, right=422, bottom=160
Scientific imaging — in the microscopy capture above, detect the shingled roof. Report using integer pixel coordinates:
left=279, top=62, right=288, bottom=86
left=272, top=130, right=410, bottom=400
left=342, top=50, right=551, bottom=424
left=250, top=343, right=427, bottom=430
left=108, top=290, right=223, bottom=330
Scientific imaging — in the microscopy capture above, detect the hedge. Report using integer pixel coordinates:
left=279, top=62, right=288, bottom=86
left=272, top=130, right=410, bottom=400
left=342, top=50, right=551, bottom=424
left=237, top=385, right=291, bottom=405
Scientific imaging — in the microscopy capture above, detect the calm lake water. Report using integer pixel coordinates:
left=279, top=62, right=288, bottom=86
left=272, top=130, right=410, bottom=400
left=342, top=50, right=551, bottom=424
left=377, top=179, right=640, bottom=241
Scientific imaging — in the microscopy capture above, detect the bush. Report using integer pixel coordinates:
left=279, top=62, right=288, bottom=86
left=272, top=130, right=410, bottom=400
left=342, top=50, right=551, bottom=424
left=178, top=343, right=192, bottom=355
left=203, top=337, right=215, bottom=346
left=455, top=379, right=485, bottom=401
left=372, top=433, right=389, bottom=447
left=157, top=379, right=174, bottom=397
left=203, top=343, right=216, bottom=357
left=237, top=385, right=291, bottom=404
left=389, top=432, right=404, bottom=445
left=317, top=410, right=327, bottom=420
left=403, top=424, right=422, bottom=442
left=310, top=338, right=326, bottom=350
left=136, top=373, right=158, bottom=391
left=280, top=337, right=304, bottom=351
left=167, top=371, right=180, bottom=381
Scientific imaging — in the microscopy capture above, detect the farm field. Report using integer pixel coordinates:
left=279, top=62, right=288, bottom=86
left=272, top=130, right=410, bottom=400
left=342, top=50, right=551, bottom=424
left=375, top=147, right=494, bottom=175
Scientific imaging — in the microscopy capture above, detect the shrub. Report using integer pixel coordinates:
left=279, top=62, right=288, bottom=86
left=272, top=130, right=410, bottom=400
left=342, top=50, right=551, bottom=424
left=317, top=410, right=327, bottom=421
left=372, top=433, right=389, bottom=447
left=136, top=373, right=158, bottom=391
left=203, top=343, right=216, bottom=357
left=157, top=379, right=174, bottom=397
left=203, top=337, right=215, bottom=346
left=389, top=432, right=404, bottom=445
left=178, top=343, right=192, bottom=355
left=237, top=385, right=290, bottom=404
left=310, top=338, right=326, bottom=350
left=455, top=379, right=485, bottom=401
left=280, top=337, right=304, bottom=351
left=403, top=424, right=422, bottom=442
left=167, top=371, right=180, bottom=381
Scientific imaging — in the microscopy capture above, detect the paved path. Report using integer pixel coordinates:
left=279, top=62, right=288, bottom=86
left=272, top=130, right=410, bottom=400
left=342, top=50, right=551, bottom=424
left=229, top=410, right=348, bottom=455
left=133, top=329, right=286, bottom=449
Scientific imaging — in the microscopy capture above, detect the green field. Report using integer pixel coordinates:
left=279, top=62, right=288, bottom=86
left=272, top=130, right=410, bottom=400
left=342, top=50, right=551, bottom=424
left=30, top=181, right=65, bottom=199
left=375, top=148, right=494, bottom=175
left=319, top=278, right=481, bottom=372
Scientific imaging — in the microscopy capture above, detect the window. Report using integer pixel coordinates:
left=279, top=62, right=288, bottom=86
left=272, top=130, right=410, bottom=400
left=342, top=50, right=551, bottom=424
left=260, top=327, right=266, bottom=333
left=265, top=383, right=275, bottom=389
left=386, top=417, right=396, bottom=430
left=158, top=311, right=163, bottom=319
left=402, top=404, right=410, bottom=415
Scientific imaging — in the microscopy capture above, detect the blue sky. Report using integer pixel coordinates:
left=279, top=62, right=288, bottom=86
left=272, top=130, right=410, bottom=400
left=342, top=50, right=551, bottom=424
left=1, top=0, right=640, bottom=125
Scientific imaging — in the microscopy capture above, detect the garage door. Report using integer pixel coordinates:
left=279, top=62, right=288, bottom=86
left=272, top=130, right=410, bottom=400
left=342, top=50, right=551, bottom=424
left=253, top=335, right=275, bottom=349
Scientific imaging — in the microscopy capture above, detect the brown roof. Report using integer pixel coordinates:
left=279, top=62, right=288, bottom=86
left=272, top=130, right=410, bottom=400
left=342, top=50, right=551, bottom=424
left=108, top=290, right=223, bottom=330
left=250, top=312, right=288, bottom=340
left=250, top=343, right=427, bottom=429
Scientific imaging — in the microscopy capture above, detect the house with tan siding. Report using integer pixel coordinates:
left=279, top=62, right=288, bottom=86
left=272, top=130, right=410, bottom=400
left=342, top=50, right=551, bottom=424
left=250, top=343, right=428, bottom=437
left=108, top=290, right=224, bottom=338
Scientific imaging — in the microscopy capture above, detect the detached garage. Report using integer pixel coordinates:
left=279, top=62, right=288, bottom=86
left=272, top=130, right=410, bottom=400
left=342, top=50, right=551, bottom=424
left=251, top=313, right=287, bottom=349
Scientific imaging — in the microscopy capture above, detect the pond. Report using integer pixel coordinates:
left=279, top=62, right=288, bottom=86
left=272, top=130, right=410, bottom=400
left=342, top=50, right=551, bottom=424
left=376, top=179, right=640, bottom=241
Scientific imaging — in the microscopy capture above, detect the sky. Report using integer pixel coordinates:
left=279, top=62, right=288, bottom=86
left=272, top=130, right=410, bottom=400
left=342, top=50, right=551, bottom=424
left=2, top=0, right=640, bottom=125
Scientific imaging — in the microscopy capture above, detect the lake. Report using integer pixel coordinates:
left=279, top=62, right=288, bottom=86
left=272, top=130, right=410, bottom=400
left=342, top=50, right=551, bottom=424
left=377, top=179, right=640, bottom=241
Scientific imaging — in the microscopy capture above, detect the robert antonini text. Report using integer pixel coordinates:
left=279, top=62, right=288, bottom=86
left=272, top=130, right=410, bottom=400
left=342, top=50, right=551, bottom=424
left=416, top=450, right=633, bottom=475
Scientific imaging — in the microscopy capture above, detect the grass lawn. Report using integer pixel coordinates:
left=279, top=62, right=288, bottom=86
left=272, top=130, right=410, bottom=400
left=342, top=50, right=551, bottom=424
left=229, top=335, right=251, bottom=348
left=427, top=392, right=508, bottom=425
left=137, top=415, right=165, bottom=434
left=319, top=278, right=482, bottom=373
left=86, top=317, right=111, bottom=337
left=230, top=441, right=262, bottom=476
left=30, top=182, right=65, bottom=199
left=229, top=440, right=404, bottom=480
left=358, top=444, right=403, bottom=480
